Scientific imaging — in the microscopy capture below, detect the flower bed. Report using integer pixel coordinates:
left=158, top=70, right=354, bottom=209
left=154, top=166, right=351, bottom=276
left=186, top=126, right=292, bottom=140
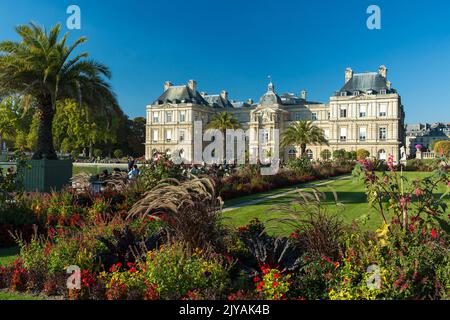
left=0, top=156, right=448, bottom=300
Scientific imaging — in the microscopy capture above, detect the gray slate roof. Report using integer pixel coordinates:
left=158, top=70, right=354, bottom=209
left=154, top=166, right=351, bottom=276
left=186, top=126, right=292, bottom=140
left=203, top=95, right=235, bottom=109
left=154, top=86, right=209, bottom=105
left=339, top=73, right=394, bottom=94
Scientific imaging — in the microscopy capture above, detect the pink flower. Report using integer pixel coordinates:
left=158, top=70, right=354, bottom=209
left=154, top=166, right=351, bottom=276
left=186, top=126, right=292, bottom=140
left=415, top=188, right=423, bottom=197
left=383, top=176, right=389, bottom=184
left=387, top=154, right=394, bottom=171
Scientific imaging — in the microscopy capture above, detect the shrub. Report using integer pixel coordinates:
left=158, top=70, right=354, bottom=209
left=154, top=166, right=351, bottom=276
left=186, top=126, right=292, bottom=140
left=434, top=140, right=450, bottom=156
left=144, top=243, right=229, bottom=299
left=271, top=189, right=345, bottom=260
left=357, top=149, right=370, bottom=160
left=345, top=151, right=357, bottom=161
left=320, top=149, right=332, bottom=161
left=128, top=177, right=225, bottom=252
left=333, top=149, right=346, bottom=160
left=255, top=268, right=291, bottom=300
left=286, top=157, right=312, bottom=175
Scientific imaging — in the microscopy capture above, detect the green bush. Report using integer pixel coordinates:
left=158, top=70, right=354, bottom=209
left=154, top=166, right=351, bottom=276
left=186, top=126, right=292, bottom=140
left=286, top=157, right=312, bottom=175
left=332, top=149, right=346, bottom=160
left=320, top=149, right=332, bottom=161
left=356, top=149, right=370, bottom=160
left=145, top=243, right=229, bottom=299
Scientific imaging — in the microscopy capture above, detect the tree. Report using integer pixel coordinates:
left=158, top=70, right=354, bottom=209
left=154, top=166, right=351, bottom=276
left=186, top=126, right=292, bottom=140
left=127, top=117, right=146, bottom=157
left=434, top=140, right=450, bottom=156
left=0, top=97, right=18, bottom=151
left=333, top=149, right=346, bottom=160
left=320, top=149, right=332, bottom=161
left=53, top=99, right=120, bottom=156
left=207, top=112, right=241, bottom=132
left=281, top=121, right=328, bottom=157
left=357, top=149, right=370, bottom=160
left=0, top=23, right=118, bottom=160
left=114, top=149, right=123, bottom=159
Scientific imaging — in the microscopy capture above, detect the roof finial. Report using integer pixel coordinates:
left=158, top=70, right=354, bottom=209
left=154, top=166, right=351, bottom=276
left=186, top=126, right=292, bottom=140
left=267, top=75, right=274, bottom=92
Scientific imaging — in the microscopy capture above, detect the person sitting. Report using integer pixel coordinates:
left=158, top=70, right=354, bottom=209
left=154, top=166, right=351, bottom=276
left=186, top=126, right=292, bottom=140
left=128, top=165, right=140, bottom=180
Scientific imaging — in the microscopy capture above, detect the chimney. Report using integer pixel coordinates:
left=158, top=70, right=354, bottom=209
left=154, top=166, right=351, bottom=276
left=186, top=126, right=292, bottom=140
left=378, top=65, right=388, bottom=78
left=345, top=68, right=353, bottom=83
left=164, top=81, right=173, bottom=91
left=300, top=90, right=307, bottom=100
left=188, top=79, right=197, bottom=92
left=220, top=90, right=229, bottom=100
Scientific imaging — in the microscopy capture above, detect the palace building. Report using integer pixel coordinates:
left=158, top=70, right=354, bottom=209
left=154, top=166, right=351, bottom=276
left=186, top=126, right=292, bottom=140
left=145, top=66, right=405, bottom=163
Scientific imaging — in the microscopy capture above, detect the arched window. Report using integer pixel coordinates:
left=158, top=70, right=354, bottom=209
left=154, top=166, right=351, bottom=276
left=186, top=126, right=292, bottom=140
left=288, top=148, right=297, bottom=160
left=378, top=149, right=387, bottom=161
left=306, top=149, right=314, bottom=160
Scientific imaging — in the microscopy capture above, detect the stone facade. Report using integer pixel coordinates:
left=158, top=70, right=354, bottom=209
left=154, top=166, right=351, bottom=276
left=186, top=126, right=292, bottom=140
left=145, top=66, right=406, bottom=163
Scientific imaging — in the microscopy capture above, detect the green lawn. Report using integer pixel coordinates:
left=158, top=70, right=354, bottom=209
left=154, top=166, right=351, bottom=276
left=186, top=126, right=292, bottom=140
left=223, top=172, right=450, bottom=236
left=0, top=247, right=19, bottom=267
left=0, top=292, right=43, bottom=300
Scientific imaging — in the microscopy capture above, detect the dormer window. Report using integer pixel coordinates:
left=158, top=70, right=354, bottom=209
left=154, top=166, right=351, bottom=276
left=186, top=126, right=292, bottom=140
left=340, top=92, right=348, bottom=97
left=353, top=91, right=360, bottom=96
left=380, top=89, right=387, bottom=95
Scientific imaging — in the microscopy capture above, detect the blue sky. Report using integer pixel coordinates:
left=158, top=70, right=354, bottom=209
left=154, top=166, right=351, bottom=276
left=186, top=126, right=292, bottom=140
left=1, top=0, right=449, bottom=123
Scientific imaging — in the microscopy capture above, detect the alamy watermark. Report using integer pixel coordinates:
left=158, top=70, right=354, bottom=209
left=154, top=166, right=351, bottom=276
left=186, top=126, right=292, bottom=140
left=170, top=121, right=280, bottom=176
left=367, top=5, right=381, bottom=30
left=66, top=5, right=81, bottom=30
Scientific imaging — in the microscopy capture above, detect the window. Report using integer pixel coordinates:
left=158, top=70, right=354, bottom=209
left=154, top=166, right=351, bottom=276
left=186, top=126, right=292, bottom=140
left=179, top=111, right=186, bottom=123
left=340, top=92, right=347, bottom=97
left=340, top=127, right=347, bottom=141
left=379, top=104, right=387, bottom=117
left=166, top=129, right=172, bottom=142
left=306, top=150, right=314, bottom=160
left=152, top=129, right=159, bottom=142
left=359, top=127, right=367, bottom=141
left=379, top=127, right=387, bottom=141
left=359, top=105, right=367, bottom=118
left=152, top=112, right=159, bottom=123
left=179, top=130, right=186, bottom=142
left=378, top=149, right=387, bottom=161
left=166, top=111, right=173, bottom=123
left=288, top=149, right=297, bottom=160
left=295, top=113, right=302, bottom=121
left=353, top=91, right=360, bottom=96
left=340, top=107, right=347, bottom=118
left=312, top=112, right=318, bottom=121
left=328, top=112, right=331, bottom=120
left=380, top=89, right=387, bottom=95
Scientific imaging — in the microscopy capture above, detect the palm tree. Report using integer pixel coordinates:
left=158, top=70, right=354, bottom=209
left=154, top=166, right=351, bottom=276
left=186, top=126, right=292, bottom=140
left=281, top=121, right=328, bottom=157
left=206, top=112, right=241, bottom=132
left=0, top=23, right=118, bottom=160
left=206, top=112, right=241, bottom=162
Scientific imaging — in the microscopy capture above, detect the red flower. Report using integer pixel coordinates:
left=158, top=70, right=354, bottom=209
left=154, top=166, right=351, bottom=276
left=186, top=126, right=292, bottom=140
left=272, top=282, right=279, bottom=288
left=431, top=229, right=438, bottom=239
left=273, top=273, right=280, bottom=279
left=253, top=276, right=261, bottom=283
